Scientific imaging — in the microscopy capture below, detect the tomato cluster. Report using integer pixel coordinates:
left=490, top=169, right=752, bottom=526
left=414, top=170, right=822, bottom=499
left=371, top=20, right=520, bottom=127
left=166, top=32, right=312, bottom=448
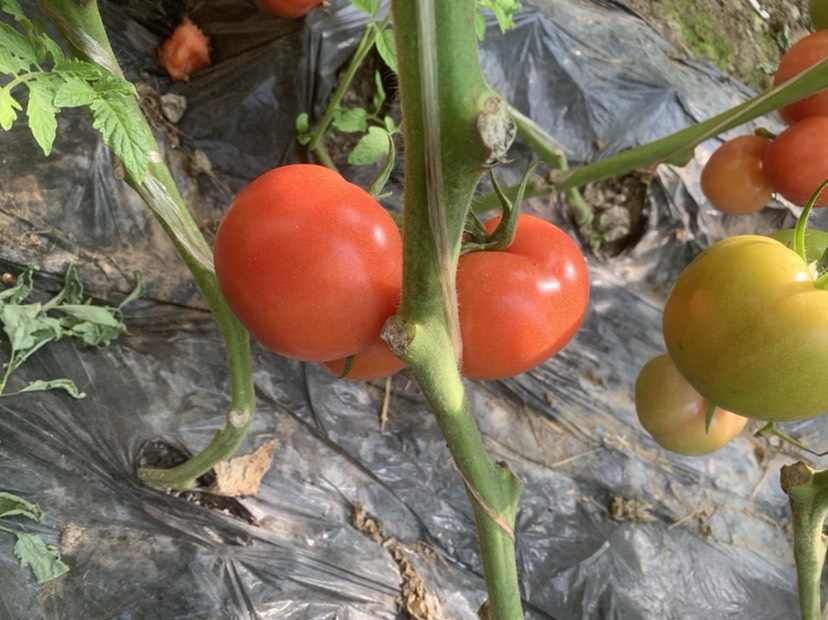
left=701, top=27, right=828, bottom=214
left=213, top=165, right=589, bottom=382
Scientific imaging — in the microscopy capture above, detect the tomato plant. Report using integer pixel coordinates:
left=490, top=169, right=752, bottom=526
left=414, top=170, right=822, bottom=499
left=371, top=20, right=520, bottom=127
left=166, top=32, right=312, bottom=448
left=662, top=235, right=828, bottom=421
left=700, top=135, right=773, bottom=215
left=320, top=338, right=405, bottom=381
left=456, top=214, right=589, bottom=380
left=635, top=353, right=747, bottom=456
left=213, top=164, right=402, bottom=362
left=256, top=0, right=323, bottom=19
left=812, top=0, right=828, bottom=30
left=157, top=17, right=211, bottom=82
left=770, top=227, right=828, bottom=263
left=773, top=30, right=828, bottom=124
left=762, top=116, right=828, bottom=207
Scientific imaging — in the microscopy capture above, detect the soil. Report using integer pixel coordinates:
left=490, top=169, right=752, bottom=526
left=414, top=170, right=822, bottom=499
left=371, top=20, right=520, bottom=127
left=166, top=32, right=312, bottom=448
left=625, top=0, right=812, bottom=92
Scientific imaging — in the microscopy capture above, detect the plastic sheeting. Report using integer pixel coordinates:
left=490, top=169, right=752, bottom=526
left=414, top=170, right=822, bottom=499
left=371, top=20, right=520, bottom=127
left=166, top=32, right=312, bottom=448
left=1, top=0, right=825, bottom=618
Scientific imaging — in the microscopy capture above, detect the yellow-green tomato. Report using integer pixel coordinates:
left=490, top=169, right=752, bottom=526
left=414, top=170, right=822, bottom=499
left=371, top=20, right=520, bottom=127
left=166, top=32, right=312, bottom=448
left=663, top=235, right=828, bottom=421
left=635, top=353, right=747, bottom=455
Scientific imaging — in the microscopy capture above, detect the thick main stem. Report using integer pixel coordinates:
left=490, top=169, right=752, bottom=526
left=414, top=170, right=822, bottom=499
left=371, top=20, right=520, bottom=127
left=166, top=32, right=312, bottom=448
left=388, top=0, right=524, bottom=617
left=36, top=0, right=256, bottom=489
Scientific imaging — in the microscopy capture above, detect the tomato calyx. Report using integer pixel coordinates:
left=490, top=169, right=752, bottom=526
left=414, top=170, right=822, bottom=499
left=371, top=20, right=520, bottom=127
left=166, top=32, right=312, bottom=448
left=462, top=162, right=540, bottom=254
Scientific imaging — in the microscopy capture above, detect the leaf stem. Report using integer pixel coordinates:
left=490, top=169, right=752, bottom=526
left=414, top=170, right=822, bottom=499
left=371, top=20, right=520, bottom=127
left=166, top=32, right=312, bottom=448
left=36, top=0, right=256, bottom=490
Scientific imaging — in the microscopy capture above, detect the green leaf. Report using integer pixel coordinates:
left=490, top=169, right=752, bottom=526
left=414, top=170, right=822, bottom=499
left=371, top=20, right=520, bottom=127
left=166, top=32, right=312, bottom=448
left=375, top=28, right=396, bottom=73
left=13, top=532, right=69, bottom=584
left=1, top=0, right=27, bottom=22
left=59, top=304, right=125, bottom=347
left=348, top=126, right=390, bottom=166
left=0, top=44, right=31, bottom=74
left=118, top=270, right=144, bottom=310
left=53, top=58, right=102, bottom=80
left=60, top=262, right=84, bottom=306
left=350, top=0, right=375, bottom=15
left=332, top=107, right=369, bottom=133
left=0, top=265, right=35, bottom=304
left=15, top=378, right=84, bottom=399
left=0, top=86, right=22, bottom=131
left=26, top=78, right=57, bottom=156
left=92, top=74, right=136, bottom=98
left=31, top=15, right=63, bottom=65
left=1, top=304, right=62, bottom=352
left=89, top=95, right=150, bottom=182
left=53, top=75, right=97, bottom=108
left=383, top=115, right=397, bottom=133
left=0, top=22, right=37, bottom=65
left=0, top=491, right=43, bottom=521
left=474, top=12, right=486, bottom=41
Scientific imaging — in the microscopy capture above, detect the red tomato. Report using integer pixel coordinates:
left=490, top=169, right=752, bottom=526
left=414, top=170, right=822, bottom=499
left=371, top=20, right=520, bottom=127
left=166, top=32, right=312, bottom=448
left=320, top=338, right=406, bottom=381
left=457, top=214, right=589, bottom=380
left=257, top=0, right=323, bottom=19
left=213, top=164, right=402, bottom=362
left=157, top=18, right=211, bottom=82
left=700, top=135, right=773, bottom=215
left=635, top=353, right=748, bottom=456
left=763, top=116, right=828, bottom=206
left=773, top=30, right=828, bottom=124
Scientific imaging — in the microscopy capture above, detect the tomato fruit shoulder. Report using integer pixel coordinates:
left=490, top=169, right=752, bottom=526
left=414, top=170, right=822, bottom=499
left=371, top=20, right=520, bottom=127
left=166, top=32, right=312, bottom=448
left=457, top=214, right=589, bottom=380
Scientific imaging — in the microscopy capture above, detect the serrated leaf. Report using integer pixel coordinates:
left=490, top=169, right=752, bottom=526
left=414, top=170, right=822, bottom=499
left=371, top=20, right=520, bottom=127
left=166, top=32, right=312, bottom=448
left=0, top=491, right=43, bottom=521
left=13, top=532, right=69, bottom=584
left=350, top=0, right=375, bottom=15
left=53, top=75, right=96, bottom=108
left=375, top=28, right=396, bottom=73
left=59, top=304, right=125, bottom=347
left=16, top=378, right=84, bottom=399
left=89, top=95, right=150, bottom=182
left=0, top=86, right=21, bottom=130
left=0, top=22, right=37, bottom=65
left=348, top=126, right=390, bottom=166
left=59, top=262, right=83, bottom=306
left=0, top=45, right=30, bottom=74
left=53, top=58, right=102, bottom=80
left=1, top=0, right=27, bottom=22
left=26, top=79, right=57, bottom=156
left=332, top=107, right=368, bottom=133
left=93, top=74, right=136, bottom=98
left=32, top=15, right=63, bottom=65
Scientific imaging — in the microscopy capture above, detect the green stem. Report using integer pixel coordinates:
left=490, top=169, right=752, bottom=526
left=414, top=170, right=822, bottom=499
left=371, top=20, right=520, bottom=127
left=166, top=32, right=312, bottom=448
left=387, top=0, right=524, bottom=617
left=305, top=13, right=390, bottom=168
left=36, top=0, right=256, bottom=490
left=509, top=106, right=593, bottom=228
left=554, top=57, right=828, bottom=191
left=780, top=463, right=828, bottom=620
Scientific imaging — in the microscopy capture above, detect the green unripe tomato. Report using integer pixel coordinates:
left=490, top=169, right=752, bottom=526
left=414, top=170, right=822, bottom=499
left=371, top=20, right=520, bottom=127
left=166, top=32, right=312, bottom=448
left=811, top=0, right=828, bottom=30
left=663, top=235, right=828, bottom=422
left=635, top=353, right=747, bottom=456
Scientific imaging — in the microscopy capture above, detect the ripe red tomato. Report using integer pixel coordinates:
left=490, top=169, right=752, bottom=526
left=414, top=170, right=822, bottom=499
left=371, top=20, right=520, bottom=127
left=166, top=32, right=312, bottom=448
left=257, top=0, right=323, bottom=19
left=635, top=353, right=747, bottom=456
left=763, top=116, right=828, bottom=206
left=213, top=164, right=402, bottom=362
left=700, top=135, right=773, bottom=215
left=662, top=235, right=828, bottom=421
left=320, top=338, right=406, bottom=381
left=773, top=30, right=828, bottom=124
left=456, top=214, right=589, bottom=380
left=157, top=18, right=211, bottom=82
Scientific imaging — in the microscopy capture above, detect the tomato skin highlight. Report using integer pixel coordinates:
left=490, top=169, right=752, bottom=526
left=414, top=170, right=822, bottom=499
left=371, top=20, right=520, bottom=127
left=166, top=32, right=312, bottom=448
left=213, top=164, right=402, bottom=362
left=662, top=235, right=828, bottom=421
left=457, top=214, right=589, bottom=380
left=257, top=0, right=322, bottom=19
left=763, top=116, right=828, bottom=207
left=635, top=353, right=747, bottom=456
left=774, top=30, right=828, bottom=124
left=700, top=135, right=773, bottom=215
left=157, top=18, right=211, bottom=82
